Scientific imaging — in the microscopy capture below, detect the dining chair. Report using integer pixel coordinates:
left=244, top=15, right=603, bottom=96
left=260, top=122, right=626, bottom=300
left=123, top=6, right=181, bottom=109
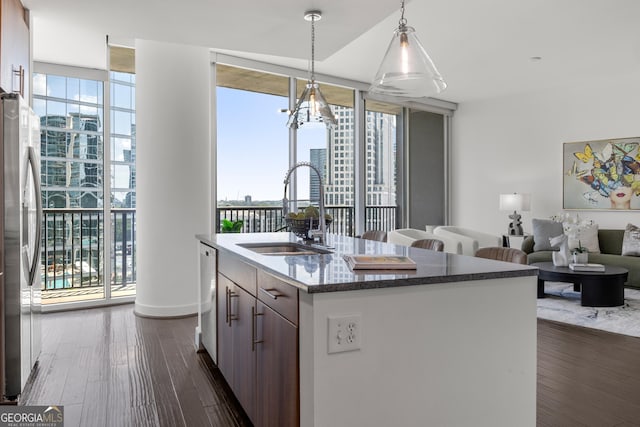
left=474, top=246, right=527, bottom=264
left=410, top=239, right=445, bottom=252
left=361, top=230, right=387, bottom=242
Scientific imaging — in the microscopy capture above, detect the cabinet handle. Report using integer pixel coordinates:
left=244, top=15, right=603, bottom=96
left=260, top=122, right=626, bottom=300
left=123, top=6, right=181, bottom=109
left=251, top=306, right=264, bottom=352
left=226, top=287, right=239, bottom=325
left=259, top=287, right=281, bottom=300
left=225, top=287, right=230, bottom=325
left=13, top=65, right=24, bottom=97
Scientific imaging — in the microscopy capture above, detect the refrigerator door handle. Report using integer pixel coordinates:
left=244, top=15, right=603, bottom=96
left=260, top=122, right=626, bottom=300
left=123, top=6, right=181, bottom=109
left=27, top=146, right=42, bottom=288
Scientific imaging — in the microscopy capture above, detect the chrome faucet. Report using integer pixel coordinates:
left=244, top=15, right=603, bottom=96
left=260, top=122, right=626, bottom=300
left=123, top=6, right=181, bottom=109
left=283, top=162, right=327, bottom=246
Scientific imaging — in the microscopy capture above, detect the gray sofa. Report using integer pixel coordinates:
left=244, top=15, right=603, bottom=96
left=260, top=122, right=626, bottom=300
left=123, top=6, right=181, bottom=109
left=522, top=229, right=640, bottom=289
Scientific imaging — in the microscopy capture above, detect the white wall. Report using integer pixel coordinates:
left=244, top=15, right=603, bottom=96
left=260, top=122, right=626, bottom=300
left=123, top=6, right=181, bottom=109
left=451, top=71, right=640, bottom=236
left=299, top=276, right=537, bottom=426
left=32, top=16, right=107, bottom=69
left=135, top=39, right=211, bottom=317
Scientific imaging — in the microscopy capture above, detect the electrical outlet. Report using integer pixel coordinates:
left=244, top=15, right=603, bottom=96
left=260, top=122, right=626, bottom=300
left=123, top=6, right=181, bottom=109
left=327, top=314, right=361, bottom=354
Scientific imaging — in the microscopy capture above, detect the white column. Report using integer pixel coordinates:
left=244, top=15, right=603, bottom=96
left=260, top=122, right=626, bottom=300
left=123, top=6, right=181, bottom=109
left=134, top=39, right=211, bottom=317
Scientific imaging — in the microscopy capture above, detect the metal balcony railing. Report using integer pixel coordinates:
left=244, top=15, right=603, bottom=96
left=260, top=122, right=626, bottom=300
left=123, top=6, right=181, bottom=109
left=39, top=205, right=395, bottom=295
left=41, top=208, right=136, bottom=292
left=216, top=205, right=396, bottom=235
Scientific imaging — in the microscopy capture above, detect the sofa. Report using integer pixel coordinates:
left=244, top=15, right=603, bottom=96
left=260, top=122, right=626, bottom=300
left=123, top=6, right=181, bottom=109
left=522, top=229, right=640, bottom=289
left=433, top=226, right=502, bottom=256
left=387, top=228, right=463, bottom=254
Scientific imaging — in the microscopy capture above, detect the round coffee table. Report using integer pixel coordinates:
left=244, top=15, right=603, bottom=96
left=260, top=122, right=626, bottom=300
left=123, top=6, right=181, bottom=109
left=532, top=262, right=628, bottom=307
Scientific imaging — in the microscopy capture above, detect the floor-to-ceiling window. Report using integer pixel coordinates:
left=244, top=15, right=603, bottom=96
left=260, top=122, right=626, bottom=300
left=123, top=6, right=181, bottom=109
left=364, top=100, right=401, bottom=231
left=213, top=57, right=455, bottom=236
left=109, top=57, right=136, bottom=298
left=33, top=70, right=106, bottom=304
left=33, top=47, right=137, bottom=308
left=216, top=65, right=289, bottom=232
left=295, top=79, right=355, bottom=236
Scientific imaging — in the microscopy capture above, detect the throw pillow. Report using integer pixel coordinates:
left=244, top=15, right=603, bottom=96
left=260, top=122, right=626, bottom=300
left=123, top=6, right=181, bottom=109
left=565, top=222, right=600, bottom=254
left=622, top=223, right=640, bottom=256
left=532, top=218, right=564, bottom=251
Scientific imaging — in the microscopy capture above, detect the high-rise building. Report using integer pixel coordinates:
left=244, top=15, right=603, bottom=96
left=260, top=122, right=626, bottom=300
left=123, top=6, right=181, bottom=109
left=310, top=148, right=327, bottom=203
left=366, top=110, right=397, bottom=206
left=40, top=112, right=103, bottom=208
left=124, top=123, right=137, bottom=208
left=321, top=106, right=396, bottom=207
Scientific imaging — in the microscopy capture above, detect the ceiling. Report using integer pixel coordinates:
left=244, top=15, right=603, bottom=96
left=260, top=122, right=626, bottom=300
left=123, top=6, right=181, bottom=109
left=22, top=0, right=640, bottom=103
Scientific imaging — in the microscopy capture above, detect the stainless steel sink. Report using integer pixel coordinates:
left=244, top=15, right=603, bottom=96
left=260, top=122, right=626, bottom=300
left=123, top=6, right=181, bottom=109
left=236, top=242, right=332, bottom=256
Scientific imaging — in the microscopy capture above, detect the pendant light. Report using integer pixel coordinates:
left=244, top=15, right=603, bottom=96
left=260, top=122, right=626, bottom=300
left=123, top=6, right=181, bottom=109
left=369, top=0, right=446, bottom=98
left=287, top=11, right=337, bottom=129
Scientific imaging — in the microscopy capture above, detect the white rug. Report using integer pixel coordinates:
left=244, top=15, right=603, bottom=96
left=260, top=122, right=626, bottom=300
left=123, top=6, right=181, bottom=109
left=537, top=282, right=640, bottom=338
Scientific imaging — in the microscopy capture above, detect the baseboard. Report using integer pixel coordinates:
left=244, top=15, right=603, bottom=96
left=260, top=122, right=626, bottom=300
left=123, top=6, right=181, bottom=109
left=134, top=301, right=197, bottom=318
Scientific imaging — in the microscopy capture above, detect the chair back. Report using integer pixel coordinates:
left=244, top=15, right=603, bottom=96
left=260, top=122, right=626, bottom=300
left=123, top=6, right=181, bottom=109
left=410, top=239, right=445, bottom=252
left=361, top=230, right=387, bottom=242
left=474, top=247, right=527, bottom=264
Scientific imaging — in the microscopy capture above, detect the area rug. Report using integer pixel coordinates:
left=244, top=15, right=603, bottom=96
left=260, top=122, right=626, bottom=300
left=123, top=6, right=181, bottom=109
left=537, top=282, right=640, bottom=338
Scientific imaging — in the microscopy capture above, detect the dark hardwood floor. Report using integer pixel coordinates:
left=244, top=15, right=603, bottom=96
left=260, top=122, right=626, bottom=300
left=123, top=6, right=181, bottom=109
left=20, top=304, right=251, bottom=427
left=537, top=319, right=640, bottom=427
left=19, top=304, right=640, bottom=426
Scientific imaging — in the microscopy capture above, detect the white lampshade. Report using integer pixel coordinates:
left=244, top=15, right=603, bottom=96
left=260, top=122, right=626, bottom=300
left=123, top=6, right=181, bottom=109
left=499, top=193, right=531, bottom=212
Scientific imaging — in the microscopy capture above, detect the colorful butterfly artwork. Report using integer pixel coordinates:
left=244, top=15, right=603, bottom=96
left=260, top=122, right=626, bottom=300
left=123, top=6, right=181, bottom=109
left=612, top=142, right=639, bottom=159
left=622, top=156, right=640, bottom=175
left=582, top=192, right=599, bottom=205
left=595, top=143, right=613, bottom=163
left=565, top=138, right=640, bottom=210
left=574, top=144, right=594, bottom=163
left=579, top=175, right=611, bottom=197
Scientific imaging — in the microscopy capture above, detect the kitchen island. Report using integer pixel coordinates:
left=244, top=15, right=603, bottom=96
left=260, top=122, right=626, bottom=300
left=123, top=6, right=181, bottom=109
left=197, top=232, right=538, bottom=427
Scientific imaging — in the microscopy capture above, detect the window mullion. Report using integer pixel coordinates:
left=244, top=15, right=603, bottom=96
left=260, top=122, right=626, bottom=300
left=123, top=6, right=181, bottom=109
left=103, top=74, right=112, bottom=301
left=354, top=90, right=366, bottom=236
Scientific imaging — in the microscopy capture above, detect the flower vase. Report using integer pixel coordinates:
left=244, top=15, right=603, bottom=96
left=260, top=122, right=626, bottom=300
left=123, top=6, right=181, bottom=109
left=573, top=252, right=588, bottom=264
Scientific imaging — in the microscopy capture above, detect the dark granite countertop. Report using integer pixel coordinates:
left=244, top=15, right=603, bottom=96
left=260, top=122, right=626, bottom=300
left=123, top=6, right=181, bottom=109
left=196, top=232, right=538, bottom=294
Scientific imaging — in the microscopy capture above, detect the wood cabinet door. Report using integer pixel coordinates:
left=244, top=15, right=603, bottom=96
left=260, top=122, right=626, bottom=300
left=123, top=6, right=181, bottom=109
left=256, top=301, right=299, bottom=427
left=216, top=274, right=233, bottom=381
left=0, top=0, right=30, bottom=98
left=232, top=285, right=257, bottom=424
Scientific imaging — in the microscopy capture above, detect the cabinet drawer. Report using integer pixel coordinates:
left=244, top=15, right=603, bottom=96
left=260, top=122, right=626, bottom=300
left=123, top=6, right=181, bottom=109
left=257, top=270, right=298, bottom=326
left=219, top=250, right=257, bottom=296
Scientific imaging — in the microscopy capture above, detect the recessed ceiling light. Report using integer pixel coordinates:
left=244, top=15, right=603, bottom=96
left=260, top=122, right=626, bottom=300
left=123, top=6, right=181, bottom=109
left=530, top=56, right=542, bottom=62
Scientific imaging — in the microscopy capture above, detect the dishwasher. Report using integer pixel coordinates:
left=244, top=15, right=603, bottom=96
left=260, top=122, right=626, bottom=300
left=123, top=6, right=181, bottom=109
left=198, top=242, right=216, bottom=363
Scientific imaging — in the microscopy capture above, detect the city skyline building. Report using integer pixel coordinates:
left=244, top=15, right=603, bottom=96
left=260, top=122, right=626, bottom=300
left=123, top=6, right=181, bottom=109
left=309, top=148, right=327, bottom=203
left=40, top=112, right=103, bottom=209
left=322, top=106, right=397, bottom=207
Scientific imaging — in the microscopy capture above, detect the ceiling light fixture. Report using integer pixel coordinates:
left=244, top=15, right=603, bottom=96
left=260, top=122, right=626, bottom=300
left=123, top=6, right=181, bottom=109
left=369, top=0, right=446, bottom=98
left=287, top=11, right=337, bottom=129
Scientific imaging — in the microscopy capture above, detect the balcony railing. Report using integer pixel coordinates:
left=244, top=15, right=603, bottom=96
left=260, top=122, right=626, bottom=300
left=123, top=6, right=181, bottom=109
left=39, top=205, right=395, bottom=297
left=41, top=208, right=136, bottom=293
left=365, top=205, right=397, bottom=232
left=216, top=205, right=396, bottom=235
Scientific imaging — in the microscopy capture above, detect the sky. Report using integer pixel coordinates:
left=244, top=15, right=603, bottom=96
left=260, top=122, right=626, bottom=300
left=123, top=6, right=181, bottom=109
left=217, top=87, right=326, bottom=201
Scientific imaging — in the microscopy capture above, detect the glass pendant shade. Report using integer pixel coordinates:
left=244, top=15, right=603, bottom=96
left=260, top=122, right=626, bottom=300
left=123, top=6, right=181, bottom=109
left=287, top=10, right=337, bottom=130
left=287, top=82, right=337, bottom=129
left=370, top=25, right=446, bottom=98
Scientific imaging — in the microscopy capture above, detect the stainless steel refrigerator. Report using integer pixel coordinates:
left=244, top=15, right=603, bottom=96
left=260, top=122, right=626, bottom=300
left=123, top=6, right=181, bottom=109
left=0, top=92, right=42, bottom=400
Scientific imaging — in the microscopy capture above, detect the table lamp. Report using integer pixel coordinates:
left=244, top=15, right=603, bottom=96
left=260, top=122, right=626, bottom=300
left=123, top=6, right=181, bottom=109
left=499, top=193, right=530, bottom=236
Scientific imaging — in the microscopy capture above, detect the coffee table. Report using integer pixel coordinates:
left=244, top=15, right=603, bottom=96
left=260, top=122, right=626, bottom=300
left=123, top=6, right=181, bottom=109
left=532, top=262, right=628, bottom=307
